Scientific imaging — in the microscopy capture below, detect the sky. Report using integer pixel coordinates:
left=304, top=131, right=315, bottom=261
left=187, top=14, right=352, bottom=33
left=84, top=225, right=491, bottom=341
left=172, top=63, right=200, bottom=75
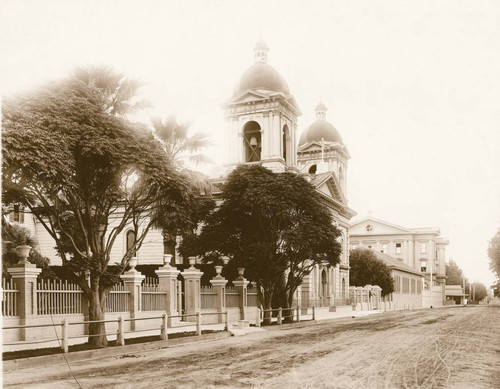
left=1, top=0, right=499, bottom=287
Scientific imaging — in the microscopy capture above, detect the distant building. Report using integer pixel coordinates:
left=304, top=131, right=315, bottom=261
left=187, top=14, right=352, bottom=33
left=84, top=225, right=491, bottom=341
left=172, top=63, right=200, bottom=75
left=349, top=216, right=449, bottom=308
left=373, top=251, right=424, bottom=308
left=445, top=285, right=467, bottom=305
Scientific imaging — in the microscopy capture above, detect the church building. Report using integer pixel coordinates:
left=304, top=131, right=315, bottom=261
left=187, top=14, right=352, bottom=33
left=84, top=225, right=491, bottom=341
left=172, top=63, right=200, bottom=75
left=7, top=39, right=356, bottom=308
left=220, top=39, right=356, bottom=306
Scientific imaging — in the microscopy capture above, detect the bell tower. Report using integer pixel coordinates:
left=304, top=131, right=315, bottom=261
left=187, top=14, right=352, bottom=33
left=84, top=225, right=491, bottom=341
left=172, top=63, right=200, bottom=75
left=297, top=102, right=350, bottom=195
left=222, top=40, right=301, bottom=173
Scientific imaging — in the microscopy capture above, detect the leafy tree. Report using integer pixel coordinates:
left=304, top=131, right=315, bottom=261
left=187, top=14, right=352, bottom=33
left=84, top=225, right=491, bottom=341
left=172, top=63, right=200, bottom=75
left=445, top=259, right=467, bottom=286
left=491, top=280, right=500, bottom=298
left=349, top=248, right=395, bottom=296
left=2, top=79, right=199, bottom=347
left=470, top=282, right=488, bottom=303
left=488, top=228, right=500, bottom=280
left=183, top=165, right=342, bottom=323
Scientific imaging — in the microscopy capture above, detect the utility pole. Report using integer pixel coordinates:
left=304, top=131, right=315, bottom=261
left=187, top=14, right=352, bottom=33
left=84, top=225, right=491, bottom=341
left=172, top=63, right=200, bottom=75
left=462, top=276, right=466, bottom=305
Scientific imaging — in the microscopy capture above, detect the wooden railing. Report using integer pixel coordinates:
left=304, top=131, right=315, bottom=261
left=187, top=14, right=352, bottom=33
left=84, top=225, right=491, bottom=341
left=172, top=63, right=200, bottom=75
left=141, top=278, right=166, bottom=311
left=37, top=280, right=83, bottom=315
left=247, top=292, right=259, bottom=307
left=200, top=286, right=217, bottom=309
left=225, top=287, right=239, bottom=307
left=106, top=283, right=129, bottom=313
left=2, top=279, right=19, bottom=317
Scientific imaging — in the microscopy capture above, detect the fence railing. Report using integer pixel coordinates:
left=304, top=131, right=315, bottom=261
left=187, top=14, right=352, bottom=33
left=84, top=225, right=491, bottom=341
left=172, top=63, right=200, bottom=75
left=225, top=287, right=240, bottom=307
left=3, top=311, right=230, bottom=353
left=200, top=286, right=217, bottom=309
left=37, top=280, right=84, bottom=315
left=2, top=279, right=19, bottom=317
left=106, top=283, right=129, bottom=313
left=141, top=281, right=167, bottom=311
left=247, top=292, right=259, bottom=307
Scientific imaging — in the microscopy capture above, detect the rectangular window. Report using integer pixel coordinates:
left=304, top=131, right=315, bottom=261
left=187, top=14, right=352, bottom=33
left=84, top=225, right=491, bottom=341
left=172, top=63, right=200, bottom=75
left=10, top=204, right=24, bottom=223
left=411, top=279, right=416, bottom=294
left=381, top=243, right=388, bottom=254
left=394, top=276, right=401, bottom=294
left=396, top=243, right=402, bottom=254
left=420, top=261, right=427, bottom=272
left=417, top=279, right=422, bottom=294
left=421, top=243, right=427, bottom=254
left=403, top=278, right=410, bottom=294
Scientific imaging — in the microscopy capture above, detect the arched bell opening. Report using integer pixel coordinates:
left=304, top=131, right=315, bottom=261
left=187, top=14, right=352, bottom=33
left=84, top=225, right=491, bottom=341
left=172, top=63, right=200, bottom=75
left=282, top=124, right=292, bottom=165
left=243, top=121, right=261, bottom=162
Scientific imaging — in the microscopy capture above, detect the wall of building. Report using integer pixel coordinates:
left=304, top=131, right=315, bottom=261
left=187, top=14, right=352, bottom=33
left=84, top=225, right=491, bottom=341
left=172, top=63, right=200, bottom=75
left=391, top=270, right=423, bottom=309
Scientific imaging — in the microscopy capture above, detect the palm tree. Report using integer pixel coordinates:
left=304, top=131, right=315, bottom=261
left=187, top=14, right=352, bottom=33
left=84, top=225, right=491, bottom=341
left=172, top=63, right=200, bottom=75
left=151, top=116, right=213, bottom=261
left=71, top=65, right=149, bottom=116
left=151, top=116, right=212, bottom=167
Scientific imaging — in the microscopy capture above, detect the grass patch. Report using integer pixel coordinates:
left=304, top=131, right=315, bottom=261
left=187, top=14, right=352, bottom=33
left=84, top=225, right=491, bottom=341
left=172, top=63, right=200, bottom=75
left=2, top=329, right=222, bottom=361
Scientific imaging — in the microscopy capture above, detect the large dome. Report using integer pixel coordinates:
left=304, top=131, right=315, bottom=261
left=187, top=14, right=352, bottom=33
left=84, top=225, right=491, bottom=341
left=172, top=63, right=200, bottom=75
left=298, top=119, right=344, bottom=146
left=234, top=63, right=290, bottom=95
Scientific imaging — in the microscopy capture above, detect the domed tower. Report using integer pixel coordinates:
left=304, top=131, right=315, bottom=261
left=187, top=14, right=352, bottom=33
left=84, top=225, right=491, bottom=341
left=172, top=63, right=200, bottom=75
left=222, top=39, right=301, bottom=173
left=297, top=102, right=350, bottom=195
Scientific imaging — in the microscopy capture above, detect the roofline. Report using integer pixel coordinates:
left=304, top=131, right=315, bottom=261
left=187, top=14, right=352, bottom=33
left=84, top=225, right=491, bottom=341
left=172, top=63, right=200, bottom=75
left=350, top=216, right=442, bottom=235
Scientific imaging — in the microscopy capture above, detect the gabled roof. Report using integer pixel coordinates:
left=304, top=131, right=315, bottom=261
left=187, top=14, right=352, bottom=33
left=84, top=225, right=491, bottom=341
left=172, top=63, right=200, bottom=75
left=310, top=172, right=346, bottom=206
left=309, top=172, right=356, bottom=219
left=227, top=89, right=273, bottom=104
left=351, top=216, right=414, bottom=234
left=351, top=216, right=441, bottom=235
left=224, top=90, right=301, bottom=114
left=373, top=251, right=423, bottom=277
left=297, top=140, right=351, bottom=158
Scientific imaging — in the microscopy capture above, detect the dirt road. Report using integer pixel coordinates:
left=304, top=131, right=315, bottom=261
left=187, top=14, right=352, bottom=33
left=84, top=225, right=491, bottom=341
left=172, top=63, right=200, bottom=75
left=3, top=305, right=499, bottom=388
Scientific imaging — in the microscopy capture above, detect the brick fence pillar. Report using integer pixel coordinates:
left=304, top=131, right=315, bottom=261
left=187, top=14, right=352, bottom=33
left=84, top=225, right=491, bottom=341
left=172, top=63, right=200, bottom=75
left=181, top=257, right=203, bottom=322
left=156, top=255, right=180, bottom=326
left=120, top=258, right=145, bottom=330
left=8, top=258, right=42, bottom=341
left=210, top=265, right=227, bottom=323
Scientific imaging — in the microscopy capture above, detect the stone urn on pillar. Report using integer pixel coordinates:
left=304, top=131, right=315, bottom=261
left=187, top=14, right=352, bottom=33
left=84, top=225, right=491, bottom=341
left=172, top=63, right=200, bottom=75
left=16, top=245, right=32, bottom=265
left=233, top=267, right=249, bottom=320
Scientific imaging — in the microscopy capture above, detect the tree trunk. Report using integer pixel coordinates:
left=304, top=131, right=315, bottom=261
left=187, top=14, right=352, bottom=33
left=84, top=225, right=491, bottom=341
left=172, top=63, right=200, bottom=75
left=262, top=288, right=273, bottom=325
left=86, top=287, right=108, bottom=347
left=283, top=286, right=298, bottom=323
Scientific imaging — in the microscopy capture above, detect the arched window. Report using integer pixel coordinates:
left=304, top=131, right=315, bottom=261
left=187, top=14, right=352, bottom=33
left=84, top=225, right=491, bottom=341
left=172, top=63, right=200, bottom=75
left=126, top=230, right=136, bottom=257
left=321, top=269, right=328, bottom=304
left=282, top=124, right=291, bottom=165
left=243, top=121, right=261, bottom=162
left=308, top=164, right=317, bottom=174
